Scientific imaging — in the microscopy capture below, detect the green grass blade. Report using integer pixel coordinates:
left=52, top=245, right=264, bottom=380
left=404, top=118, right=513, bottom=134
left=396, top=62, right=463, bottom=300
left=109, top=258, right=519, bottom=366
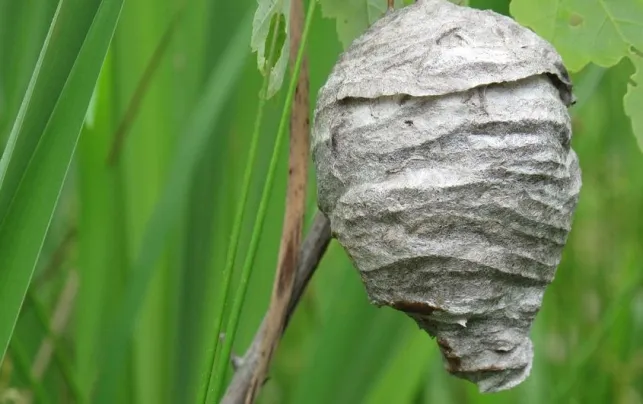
left=93, top=12, right=252, bottom=403
left=75, top=50, right=130, bottom=400
left=172, top=0, right=228, bottom=402
left=0, top=0, right=57, bottom=146
left=8, top=339, right=50, bottom=404
left=290, top=247, right=406, bottom=404
left=112, top=3, right=182, bottom=403
left=197, top=11, right=281, bottom=404
left=0, top=0, right=60, bottom=197
left=365, top=328, right=435, bottom=404
left=206, top=2, right=317, bottom=401
left=176, top=1, right=249, bottom=401
left=26, top=288, right=83, bottom=402
left=0, top=0, right=124, bottom=362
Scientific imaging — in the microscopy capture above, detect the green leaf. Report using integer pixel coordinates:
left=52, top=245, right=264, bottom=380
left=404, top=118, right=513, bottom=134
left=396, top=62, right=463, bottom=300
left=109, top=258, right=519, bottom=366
left=318, top=0, right=469, bottom=49
left=0, top=0, right=123, bottom=362
left=624, top=52, right=643, bottom=150
left=251, top=0, right=290, bottom=97
left=510, top=0, right=643, bottom=151
left=510, top=0, right=643, bottom=72
left=318, top=0, right=404, bottom=49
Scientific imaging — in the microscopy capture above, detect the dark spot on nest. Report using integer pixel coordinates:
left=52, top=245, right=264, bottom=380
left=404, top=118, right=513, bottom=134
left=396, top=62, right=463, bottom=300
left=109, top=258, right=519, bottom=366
left=448, top=364, right=506, bottom=375
left=436, top=27, right=465, bottom=46
left=437, top=337, right=462, bottom=371
left=330, top=130, right=338, bottom=152
left=398, top=94, right=412, bottom=105
left=404, top=120, right=413, bottom=126
left=390, top=300, right=441, bottom=315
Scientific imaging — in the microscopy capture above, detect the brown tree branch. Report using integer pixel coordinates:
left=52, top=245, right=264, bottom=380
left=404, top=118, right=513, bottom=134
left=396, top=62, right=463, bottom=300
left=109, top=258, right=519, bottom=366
left=221, top=212, right=331, bottom=404
left=240, top=2, right=310, bottom=400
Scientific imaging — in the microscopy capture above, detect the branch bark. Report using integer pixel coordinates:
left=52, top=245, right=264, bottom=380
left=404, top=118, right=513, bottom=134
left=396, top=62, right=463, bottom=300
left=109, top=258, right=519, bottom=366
left=221, top=212, right=331, bottom=404
left=237, top=0, right=310, bottom=402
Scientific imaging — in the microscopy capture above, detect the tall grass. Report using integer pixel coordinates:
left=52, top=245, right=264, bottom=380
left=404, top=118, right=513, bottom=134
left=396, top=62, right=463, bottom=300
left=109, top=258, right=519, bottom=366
left=1, top=0, right=642, bottom=403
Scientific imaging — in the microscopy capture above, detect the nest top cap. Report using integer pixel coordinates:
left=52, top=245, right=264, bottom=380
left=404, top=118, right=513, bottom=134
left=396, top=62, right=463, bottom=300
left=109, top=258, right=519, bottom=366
left=316, top=0, right=574, bottom=113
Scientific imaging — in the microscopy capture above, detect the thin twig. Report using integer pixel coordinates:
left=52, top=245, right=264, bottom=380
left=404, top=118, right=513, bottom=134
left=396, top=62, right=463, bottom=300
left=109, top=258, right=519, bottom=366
left=206, top=1, right=317, bottom=400
left=33, top=226, right=77, bottom=287
left=388, top=0, right=394, bottom=10
left=31, top=270, right=78, bottom=379
left=199, top=11, right=283, bottom=404
left=7, top=341, right=50, bottom=404
left=241, top=0, right=310, bottom=402
left=221, top=212, right=332, bottom=404
left=25, top=271, right=83, bottom=403
left=23, top=271, right=79, bottom=404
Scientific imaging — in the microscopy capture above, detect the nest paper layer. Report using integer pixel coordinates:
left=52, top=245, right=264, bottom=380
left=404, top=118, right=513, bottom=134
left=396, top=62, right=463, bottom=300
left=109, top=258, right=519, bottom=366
left=311, top=0, right=581, bottom=393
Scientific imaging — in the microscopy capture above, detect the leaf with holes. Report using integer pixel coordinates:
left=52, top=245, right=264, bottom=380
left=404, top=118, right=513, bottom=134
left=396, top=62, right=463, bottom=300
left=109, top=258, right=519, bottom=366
left=510, top=0, right=643, bottom=71
left=251, top=0, right=290, bottom=98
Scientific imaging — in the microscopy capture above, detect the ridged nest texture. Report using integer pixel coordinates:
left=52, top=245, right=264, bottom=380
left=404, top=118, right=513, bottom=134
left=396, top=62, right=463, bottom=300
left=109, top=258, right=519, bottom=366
left=311, top=0, right=581, bottom=393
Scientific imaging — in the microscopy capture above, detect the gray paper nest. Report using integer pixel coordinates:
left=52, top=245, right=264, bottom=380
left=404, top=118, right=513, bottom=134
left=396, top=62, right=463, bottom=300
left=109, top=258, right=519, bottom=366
left=311, top=0, right=581, bottom=393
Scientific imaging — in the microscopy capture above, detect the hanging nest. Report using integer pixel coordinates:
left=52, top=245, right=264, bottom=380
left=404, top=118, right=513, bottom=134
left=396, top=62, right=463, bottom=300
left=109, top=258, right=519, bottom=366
left=311, top=0, right=581, bottom=393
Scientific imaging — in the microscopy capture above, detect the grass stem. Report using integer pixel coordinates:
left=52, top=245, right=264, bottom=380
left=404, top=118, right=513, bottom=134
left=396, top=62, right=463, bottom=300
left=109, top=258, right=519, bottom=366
left=206, top=1, right=317, bottom=402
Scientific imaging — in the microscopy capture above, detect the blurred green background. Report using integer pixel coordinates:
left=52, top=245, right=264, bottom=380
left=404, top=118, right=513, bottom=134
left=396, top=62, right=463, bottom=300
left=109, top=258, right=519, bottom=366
left=1, top=0, right=642, bottom=403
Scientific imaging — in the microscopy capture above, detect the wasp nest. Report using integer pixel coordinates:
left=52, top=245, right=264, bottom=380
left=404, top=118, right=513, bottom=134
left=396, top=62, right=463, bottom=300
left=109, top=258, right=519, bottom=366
left=311, top=0, right=581, bottom=393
